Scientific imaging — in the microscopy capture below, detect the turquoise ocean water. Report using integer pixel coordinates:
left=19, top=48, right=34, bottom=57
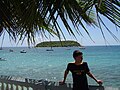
left=0, top=46, right=120, bottom=88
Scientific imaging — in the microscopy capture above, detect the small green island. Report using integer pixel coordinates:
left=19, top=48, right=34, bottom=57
left=35, top=41, right=82, bottom=47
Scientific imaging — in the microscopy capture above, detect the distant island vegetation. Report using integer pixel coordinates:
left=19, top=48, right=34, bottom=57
left=35, top=41, right=82, bottom=47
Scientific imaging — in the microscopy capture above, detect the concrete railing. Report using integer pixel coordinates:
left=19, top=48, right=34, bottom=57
left=1, top=75, right=118, bottom=90
left=0, top=75, right=45, bottom=90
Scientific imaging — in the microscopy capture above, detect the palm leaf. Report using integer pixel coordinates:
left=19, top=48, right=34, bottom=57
left=0, top=0, right=120, bottom=46
left=95, top=0, right=120, bottom=28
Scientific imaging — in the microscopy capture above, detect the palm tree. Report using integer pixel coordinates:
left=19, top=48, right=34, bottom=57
left=0, top=0, right=120, bottom=46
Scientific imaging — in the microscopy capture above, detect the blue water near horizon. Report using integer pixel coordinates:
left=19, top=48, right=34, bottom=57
left=0, top=46, right=120, bottom=88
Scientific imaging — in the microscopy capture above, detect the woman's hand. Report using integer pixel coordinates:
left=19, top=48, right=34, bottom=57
left=97, top=80, right=103, bottom=86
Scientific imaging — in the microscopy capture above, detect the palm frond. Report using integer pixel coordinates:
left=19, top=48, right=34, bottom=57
left=95, top=0, right=120, bottom=28
left=0, top=0, right=120, bottom=46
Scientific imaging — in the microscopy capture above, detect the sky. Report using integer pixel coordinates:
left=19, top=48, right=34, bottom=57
left=0, top=15, right=120, bottom=47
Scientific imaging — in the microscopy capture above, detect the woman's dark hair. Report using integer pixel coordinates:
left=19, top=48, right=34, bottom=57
left=73, top=50, right=83, bottom=58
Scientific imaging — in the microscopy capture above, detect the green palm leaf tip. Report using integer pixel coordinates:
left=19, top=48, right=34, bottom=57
left=95, top=0, right=120, bottom=28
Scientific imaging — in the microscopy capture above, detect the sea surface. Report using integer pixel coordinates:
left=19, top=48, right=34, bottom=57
left=0, top=46, right=120, bottom=88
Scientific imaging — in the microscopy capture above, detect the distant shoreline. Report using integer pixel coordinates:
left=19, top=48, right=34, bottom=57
left=1, top=44, right=120, bottom=48
left=35, top=40, right=82, bottom=47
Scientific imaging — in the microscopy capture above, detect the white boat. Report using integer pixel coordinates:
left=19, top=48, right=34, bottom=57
left=46, top=35, right=54, bottom=51
left=46, top=47, right=54, bottom=51
left=20, top=50, right=27, bottom=53
left=79, top=46, right=85, bottom=49
left=0, top=58, right=6, bottom=61
left=66, top=47, right=71, bottom=50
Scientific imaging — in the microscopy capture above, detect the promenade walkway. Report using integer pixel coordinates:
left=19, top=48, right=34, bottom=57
left=0, top=75, right=119, bottom=90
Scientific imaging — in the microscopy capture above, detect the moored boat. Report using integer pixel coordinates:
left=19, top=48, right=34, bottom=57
left=20, top=50, right=27, bottom=53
